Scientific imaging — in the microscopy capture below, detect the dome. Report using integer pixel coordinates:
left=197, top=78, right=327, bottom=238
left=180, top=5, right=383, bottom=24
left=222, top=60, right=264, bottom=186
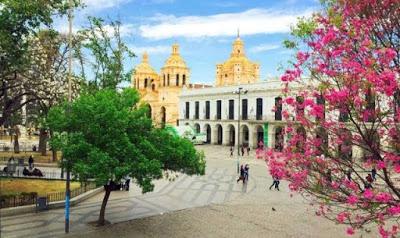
left=163, top=44, right=188, bottom=68
left=135, top=52, right=158, bottom=75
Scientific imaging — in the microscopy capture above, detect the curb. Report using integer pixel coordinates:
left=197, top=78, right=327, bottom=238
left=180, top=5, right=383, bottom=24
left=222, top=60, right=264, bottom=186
left=0, top=187, right=104, bottom=217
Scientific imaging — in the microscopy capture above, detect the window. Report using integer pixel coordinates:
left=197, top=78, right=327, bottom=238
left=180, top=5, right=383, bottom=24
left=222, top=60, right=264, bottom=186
left=316, top=94, right=325, bottom=121
left=176, top=74, right=179, bottom=86
left=167, top=74, right=170, bottom=86
left=205, top=101, right=210, bottom=119
left=183, top=75, right=186, bottom=85
left=144, top=78, right=148, bottom=88
left=163, top=75, right=166, bottom=86
left=217, top=100, right=222, bottom=120
left=275, top=97, right=282, bottom=121
left=242, top=99, right=248, bottom=120
left=365, top=88, right=375, bottom=122
left=339, top=104, right=349, bottom=122
left=256, top=98, right=263, bottom=120
left=228, top=100, right=234, bottom=120
left=185, top=102, right=190, bottom=119
left=195, top=101, right=199, bottom=119
left=296, top=96, right=304, bottom=120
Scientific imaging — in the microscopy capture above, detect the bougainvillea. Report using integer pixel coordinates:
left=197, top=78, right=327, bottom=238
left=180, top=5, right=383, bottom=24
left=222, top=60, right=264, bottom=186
left=257, top=0, right=399, bottom=237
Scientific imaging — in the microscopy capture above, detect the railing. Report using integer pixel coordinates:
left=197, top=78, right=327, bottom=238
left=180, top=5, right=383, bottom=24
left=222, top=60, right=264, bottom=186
left=0, top=183, right=98, bottom=208
left=0, top=193, right=37, bottom=209
left=46, top=183, right=97, bottom=203
left=0, top=166, right=67, bottom=180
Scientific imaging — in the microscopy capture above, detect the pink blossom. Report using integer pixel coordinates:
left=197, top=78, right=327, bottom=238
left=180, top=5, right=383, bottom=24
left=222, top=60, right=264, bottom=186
left=346, top=195, right=358, bottom=205
left=346, top=227, right=355, bottom=235
left=377, top=161, right=386, bottom=169
left=363, top=189, right=374, bottom=199
left=375, top=192, right=393, bottom=203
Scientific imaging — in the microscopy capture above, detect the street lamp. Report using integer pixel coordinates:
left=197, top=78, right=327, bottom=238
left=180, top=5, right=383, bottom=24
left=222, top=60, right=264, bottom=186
left=234, top=87, right=247, bottom=173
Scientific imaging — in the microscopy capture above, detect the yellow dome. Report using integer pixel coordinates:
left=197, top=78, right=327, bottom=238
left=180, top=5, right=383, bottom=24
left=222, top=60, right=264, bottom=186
left=135, top=52, right=158, bottom=75
left=163, top=44, right=188, bottom=68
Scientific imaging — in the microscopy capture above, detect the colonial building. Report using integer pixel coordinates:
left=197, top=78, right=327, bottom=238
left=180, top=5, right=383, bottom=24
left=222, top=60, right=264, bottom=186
left=132, top=44, right=210, bottom=126
left=179, top=79, right=297, bottom=149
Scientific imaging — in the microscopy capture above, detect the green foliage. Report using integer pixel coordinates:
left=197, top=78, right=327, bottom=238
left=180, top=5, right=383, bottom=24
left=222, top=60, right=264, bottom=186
left=291, top=17, right=317, bottom=39
left=47, top=88, right=205, bottom=193
left=78, top=17, right=135, bottom=91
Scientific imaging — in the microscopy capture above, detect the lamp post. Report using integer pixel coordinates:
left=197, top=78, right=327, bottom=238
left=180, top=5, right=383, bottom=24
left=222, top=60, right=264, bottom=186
left=234, top=87, right=247, bottom=173
left=65, top=0, right=73, bottom=233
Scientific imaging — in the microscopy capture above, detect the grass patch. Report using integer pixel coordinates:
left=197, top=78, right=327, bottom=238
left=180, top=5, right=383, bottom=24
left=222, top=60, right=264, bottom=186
left=0, top=178, right=81, bottom=196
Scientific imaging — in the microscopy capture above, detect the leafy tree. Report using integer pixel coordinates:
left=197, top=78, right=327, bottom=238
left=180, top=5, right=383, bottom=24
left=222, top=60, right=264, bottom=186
left=0, top=0, right=76, bottom=126
left=258, top=0, right=399, bottom=237
left=47, top=88, right=205, bottom=226
left=77, top=17, right=135, bottom=92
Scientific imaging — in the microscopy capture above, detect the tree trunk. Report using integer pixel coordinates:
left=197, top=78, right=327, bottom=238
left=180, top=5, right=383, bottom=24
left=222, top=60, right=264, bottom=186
left=98, top=185, right=112, bottom=226
left=13, top=134, right=19, bottom=153
left=39, top=128, right=47, bottom=156
left=50, top=130, right=57, bottom=162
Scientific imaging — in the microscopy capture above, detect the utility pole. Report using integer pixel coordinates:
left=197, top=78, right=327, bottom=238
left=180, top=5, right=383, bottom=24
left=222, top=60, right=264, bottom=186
left=234, top=87, right=247, bottom=173
left=65, top=0, right=73, bottom=233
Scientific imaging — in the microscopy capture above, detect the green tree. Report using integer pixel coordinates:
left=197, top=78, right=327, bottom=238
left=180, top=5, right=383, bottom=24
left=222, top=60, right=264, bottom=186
left=47, top=88, right=205, bottom=226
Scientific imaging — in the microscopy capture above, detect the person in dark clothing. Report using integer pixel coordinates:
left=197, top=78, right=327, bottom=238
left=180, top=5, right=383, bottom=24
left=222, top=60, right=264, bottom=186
left=247, top=147, right=250, bottom=156
left=269, top=177, right=280, bottom=191
left=241, top=145, right=245, bottom=156
left=28, top=155, right=34, bottom=169
left=237, top=165, right=245, bottom=183
left=371, top=168, right=377, bottom=181
left=230, top=146, right=233, bottom=157
left=244, top=164, right=249, bottom=182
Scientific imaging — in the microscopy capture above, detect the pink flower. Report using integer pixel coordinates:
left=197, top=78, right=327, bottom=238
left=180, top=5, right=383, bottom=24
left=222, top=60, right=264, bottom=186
left=363, top=189, right=374, bottom=199
left=377, top=161, right=386, bottom=169
left=387, top=206, right=400, bottom=215
left=347, top=195, right=358, bottom=205
left=346, top=227, right=355, bottom=235
left=337, top=212, right=348, bottom=223
left=375, top=192, right=393, bottom=203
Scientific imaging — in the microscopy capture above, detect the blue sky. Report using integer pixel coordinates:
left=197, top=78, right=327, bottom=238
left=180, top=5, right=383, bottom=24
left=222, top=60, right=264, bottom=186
left=56, top=0, right=321, bottom=86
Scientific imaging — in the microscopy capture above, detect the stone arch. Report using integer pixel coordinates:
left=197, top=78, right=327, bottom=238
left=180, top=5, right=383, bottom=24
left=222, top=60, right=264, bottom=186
left=275, top=126, right=284, bottom=152
left=315, top=127, right=328, bottom=155
left=255, top=125, right=264, bottom=147
left=203, top=124, right=211, bottom=144
left=228, top=124, right=235, bottom=146
left=194, top=123, right=200, bottom=133
left=216, top=124, right=223, bottom=145
left=160, top=106, right=166, bottom=127
left=241, top=124, right=249, bottom=146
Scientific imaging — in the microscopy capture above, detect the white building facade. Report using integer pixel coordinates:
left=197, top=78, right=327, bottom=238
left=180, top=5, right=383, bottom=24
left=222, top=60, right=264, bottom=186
left=179, top=80, right=291, bottom=149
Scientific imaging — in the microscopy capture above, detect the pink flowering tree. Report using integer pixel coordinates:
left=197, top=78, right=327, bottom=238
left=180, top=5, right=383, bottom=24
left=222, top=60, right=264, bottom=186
left=258, top=0, right=400, bottom=237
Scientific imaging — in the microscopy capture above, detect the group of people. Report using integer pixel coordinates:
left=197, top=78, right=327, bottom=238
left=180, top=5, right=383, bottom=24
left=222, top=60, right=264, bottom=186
left=230, top=145, right=251, bottom=157
left=346, top=168, right=377, bottom=190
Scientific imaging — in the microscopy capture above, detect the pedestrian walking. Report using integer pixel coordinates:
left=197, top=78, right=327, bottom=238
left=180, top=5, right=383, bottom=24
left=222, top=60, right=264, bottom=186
left=371, top=168, right=377, bottom=181
left=244, top=164, right=249, bottom=182
left=241, top=145, right=245, bottom=156
left=230, top=146, right=233, bottom=157
left=237, top=165, right=245, bottom=184
left=247, top=146, right=250, bottom=156
left=28, top=155, right=34, bottom=169
left=269, top=177, right=280, bottom=191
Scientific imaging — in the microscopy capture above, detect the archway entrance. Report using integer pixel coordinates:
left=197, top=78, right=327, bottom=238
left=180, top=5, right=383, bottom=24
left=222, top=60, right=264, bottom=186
left=194, top=123, right=200, bottom=133
left=160, top=107, right=166, bottom=127
left=256, top=126, right=264, bottom=147
left=241, top=125, right=249, bottom=146
left=228, top=125, right=235, bottom=146
left=204, top=124, right=211, bottom=143
left=217, top=125, right=223, bottom=145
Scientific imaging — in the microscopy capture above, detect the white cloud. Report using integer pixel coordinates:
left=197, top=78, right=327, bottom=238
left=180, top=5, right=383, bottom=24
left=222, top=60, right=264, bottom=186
left=129, top=45, right=170, bottom=55
left=139, top=8, right=313, bottom=40
left=82, top=0, right=131, bottom=11
left=249, top=44, right=281, bottom=53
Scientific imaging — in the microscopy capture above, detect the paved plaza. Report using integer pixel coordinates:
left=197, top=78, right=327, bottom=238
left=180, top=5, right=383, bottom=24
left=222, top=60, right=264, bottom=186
left=0, top=145, right=376, bottom=238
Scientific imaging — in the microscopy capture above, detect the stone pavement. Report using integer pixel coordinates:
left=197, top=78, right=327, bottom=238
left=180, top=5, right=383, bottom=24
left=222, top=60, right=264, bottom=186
left=0, top=145, right=376, bottom=238
left=0, top=145, right=263, bottom=238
